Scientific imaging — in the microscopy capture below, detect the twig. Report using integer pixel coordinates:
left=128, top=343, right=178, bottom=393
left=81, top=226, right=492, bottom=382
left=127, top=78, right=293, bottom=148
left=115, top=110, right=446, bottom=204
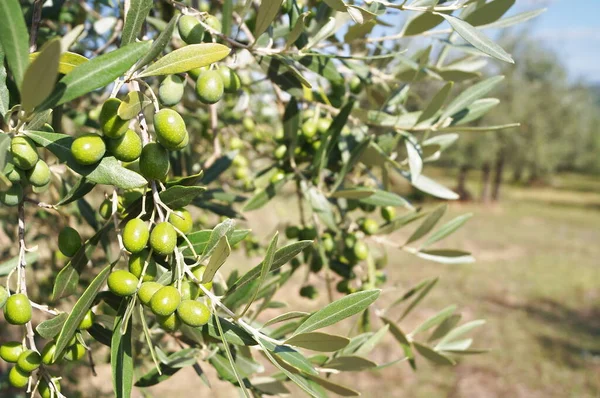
left=202, top=104, right=221, bottom=168
left=29, top=0, right=44, bottom=52
left=18, top=202, right=38, bottom=352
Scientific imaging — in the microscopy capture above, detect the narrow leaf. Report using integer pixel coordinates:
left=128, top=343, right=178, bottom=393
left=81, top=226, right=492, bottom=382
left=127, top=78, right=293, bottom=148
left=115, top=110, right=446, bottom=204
left=437, top=320, right=486, bottom=348
left=411, top=305, right=456, bottom=336
left=121, top=0, right=153, bottom=45
left=0, top=0, right=29, bottom=88
left=412, top=174, right=459, bottom=200
left=202, top=236, right=231, bottom=283
left=112, top=302, right=134, bottom=398
left=117, top=91, right=152, bottom=120
left=381, top=316, right=410, bottom=345
left=138, top=43, right=230, bottom=77
left=306, top=375, right=360, bottom=397
left=413, top=342, right=455, bottom=365
left=415, top=82, right=453, bottom=125
left=465, top=0, right=515, bottom=27
left=254, top=0, right=281, bottom=39
left=285, top=332, right=350, bottom=352
left=405, top=204, right=447, bottom=245
left=422, top=213, right=472, bottom=248
left=263, top=311, right=309, bottom=328
left=135, top=15, right=178, bottom=71
left=416, top=249, right=475, bottom=264
left=326, top=356, right=377, bottom=371
left=439, top=76, right=504, bottom=122
left=36, top=313, right=68, bottom=339
left=21, top=39, right=61, bottom=113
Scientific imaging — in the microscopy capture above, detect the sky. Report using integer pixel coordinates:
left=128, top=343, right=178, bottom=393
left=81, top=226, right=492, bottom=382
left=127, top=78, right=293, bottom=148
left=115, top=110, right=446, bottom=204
left=521, top=0, right=600, bottom=82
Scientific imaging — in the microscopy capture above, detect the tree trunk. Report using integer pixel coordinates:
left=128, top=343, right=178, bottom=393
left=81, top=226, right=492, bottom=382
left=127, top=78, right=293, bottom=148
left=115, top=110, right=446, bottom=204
left=492, top=150, right=505, bottom=201
left=456, top=165, right=472, bottom=201
left=480, top=163, right=491, bottom=203
left=512, top=164, right=523, bottom=183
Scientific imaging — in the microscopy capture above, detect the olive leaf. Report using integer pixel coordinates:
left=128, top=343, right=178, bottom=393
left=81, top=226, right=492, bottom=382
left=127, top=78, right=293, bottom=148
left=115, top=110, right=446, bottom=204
left=0, top=0, right=29, bottom=89
left=138, top=43, right=231, bottom=77
left=21, top=39, right=61, bottom=113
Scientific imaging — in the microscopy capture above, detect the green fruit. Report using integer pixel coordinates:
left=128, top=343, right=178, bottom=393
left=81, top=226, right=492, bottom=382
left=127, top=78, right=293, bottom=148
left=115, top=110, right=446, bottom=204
left=38, top=379, right=61, bottom=398
left=322, top=233, right=335, bottom=252
left=16, top=350, right=41, bottom=372
left=122, top=218, right=150, bottom=253
left=178, top=15, right=205, bottom=44
left=188, top=66, right=208, bottom=80
left=381, top=206, right=396, bottom=222
left=359, top=202, right=376, bottom=213
left=71, top=133, right=106, bottom=165
left=270, top=170, right=285, bottom=184
left=154, top=109, right=187, bottom=150
left=361, top=218, right=379, bottom=235
left=173, top=131, right=189, bottom=151
left=0, top=286, right=8, bottom=308
left=158, top=75, right=185, bottom=106
left=274, top=144, right=287, bottom=160
left=349, top=75, right=362, bottom=94
left=40, top=341, right=62, bottom=365
left=285, top=225, right=299, bottom=239
left=100, top=98, right=129, bottom=138
left=78, top=310, right=95, bottom=330
left=11, top=136, right=38, bottom=170
left=4, top=293, right=32, bottom=325
left=157, top=313, right=181, bottom=332
left=8, top=366, right=29, bottom=388
left=150, top=285, right=181, bottom=316
left=344, top=233, right=357, bottom=248
left=26, top=159, right=51, bottom=187
left=242, top=117, right=255, bottom=131
left=299, top=285, right=318, bottom=299
left=107, top=129, right=142, bottom=162
left=204, top=14, right=222, bottom=33
left=128, top=250, right=157, bottom=281
left=139, top=142, right=170, bottom=181
left=230, top=137, right=243, bottom=150
left=64, top=343, right=86, bottom=361
left=0, top=184, right=23, bottom=207
left=137, top=281, right=163, bottom=306
left=169, top=208, right=193, bottom=234
left=302, top=120, right=318, bottom=139
left=336, top=279, right=351, bottom=293
left=180, top=280, right=199, bottom=300
left=99, top=198, right=112, bottom=220
left=107, top=270, right=139, bottom=297
left=300, top=226, right=317, bottom=241
left=0, top=342, right=24, bottom=363
left=177, top=300, right=211, bottom=327
left=233, top=166, right=249, bottom=180
left=217, top=66, right=241, bottom=93
left=6, top=164, right=25, bottom=182
left=191, top=265, right=213, bottom=294
left=317, top=118, right=331, bottom=134
left=232, top=154, right=248, bottom=167
left=150, top=222, right=177, bottom=256
left=58, top=227, right=82, bottom=257
left=195, top=70, right=224, bottom=104
left=353, top=241, right=369, bottom=261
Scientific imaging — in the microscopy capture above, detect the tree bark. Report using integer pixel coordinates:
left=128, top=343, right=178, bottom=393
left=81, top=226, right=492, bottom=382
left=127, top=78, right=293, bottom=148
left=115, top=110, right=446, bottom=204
left=480, top=162, right=491, bottom=203
left=492, top=150, right=505, bottom=201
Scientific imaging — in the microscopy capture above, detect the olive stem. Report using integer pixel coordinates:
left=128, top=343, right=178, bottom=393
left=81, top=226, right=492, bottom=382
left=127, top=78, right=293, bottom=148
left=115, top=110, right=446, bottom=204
left=29, top=0, right=43, bottom=52
left=112, top=190, right=125, bottom=252
left=202, top=104, right=221, bottom=168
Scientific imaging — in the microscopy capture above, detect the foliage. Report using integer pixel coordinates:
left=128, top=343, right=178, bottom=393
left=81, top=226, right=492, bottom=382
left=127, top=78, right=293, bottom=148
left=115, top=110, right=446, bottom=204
left=0, top=0, right=542, bottom=396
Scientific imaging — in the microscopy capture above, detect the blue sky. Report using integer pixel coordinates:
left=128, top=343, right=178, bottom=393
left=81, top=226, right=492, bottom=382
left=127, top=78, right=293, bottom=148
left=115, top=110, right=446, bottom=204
left=520, top=0, right=600, bottom=82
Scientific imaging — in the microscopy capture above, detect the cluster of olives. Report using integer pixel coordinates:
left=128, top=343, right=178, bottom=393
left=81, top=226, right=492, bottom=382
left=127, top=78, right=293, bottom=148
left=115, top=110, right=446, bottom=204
left=104, top=208, right=212, bottom=331
left=1, top=126, right=56, bottom=206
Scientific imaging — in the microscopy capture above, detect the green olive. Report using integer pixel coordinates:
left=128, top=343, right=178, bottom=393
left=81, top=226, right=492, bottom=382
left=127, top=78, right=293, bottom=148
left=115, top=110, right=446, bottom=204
left=8, top=366, right=29, bottom=388
left=191, top=265, right=213, bottom=294
left=178, top=15, right=205, bottom=44
left=173, top=131, right=189, bottom=151
left=26, top=159, right=51, bottom=187
left=100, top=98, right=129, bottom=138
left=78, top=309, right=95, bottom=330
left=195, top=70, right=224, bottom=104
left=38, top=379, right=61, bottom=398
left=242, top=117, right=255, bottom=131
left=99, top=198, right=112, bottom=220
left=150, top=285, right=181, bottom=316
left=177, top=299, right=211, bottom=327
left=107, top=270, right=139, bottom=297
left=349, top=75, right=363, bottom=94
left=122, top=218, right=150, bottom=253
left=137, top=281, right=163, bottom=306
left=169, top=208, right=193, bottom=235
left=353, top=241, right=369, bottom=261
left=71, top=133, right=106, bottom=165
left=150, top=222, right=177, bottom=256
left=154, top=109, right=188, bottom=150
left=302, top=120, right=318, bottom=139
left=204, top=15, right=222, bottom=33
left=217, top=66, right=241, bottom=93
left=157, top=313, right=181, bottom=332
left=158, top=75, right=185, bottom=106
left=128, top=249, right=158, bottom=282
left=270, top=170, right=285, bottom=184
left=11, top=136, right=39, bottom=170
left=285, top=225, right=299, bottom=239
left=188, top=66, right=208, bottom=80
left=107, top=129, right=142, bottom=162
left=299, top=285, right=318, bottom=299
left=274, top=144, right=287, bottom=160
left=380, top=206, right=396, bottom=222
left=360, top=218, right=379, bottom=235
left=58, top=226, right=82, bottom=257
left=230, top=137, right=243, bottom=150
left=16, top=349, right=41, bottom=372
left=180, top=280, right=199, bottom=300
left=317, top=118, right=331, bottom=134
left=4, top=294, right=32, bottom=325
left=139, top=142, right=170, bottom=181
left=64, top=343, right=86, bottom=361
left=0, top=184, right=23, bottom=207
left=0, top=342, right=24, bottom=363
left=40, top=341, right=63, bottom=365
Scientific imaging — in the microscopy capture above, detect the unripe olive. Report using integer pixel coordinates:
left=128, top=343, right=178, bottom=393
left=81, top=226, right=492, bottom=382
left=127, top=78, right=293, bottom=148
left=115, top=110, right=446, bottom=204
left=107, top=129, right=142, bottom=162
left=217, top=66, right=241, bottom=93
left=122, top=218, right=150, bottom=253
left=317, top=118, right=331, bottom=134
left=71, top=133, right=106, bottom=165
left=139, top=142, right=170, bottom=181
left=39, top=379, right=61, bottom=398
left=4, top=294, right=32, bottom=325
left=78, top=309, right=95, bottom=330
left=100, top=98, right=129, bottom=138
left=99, top=198, right=112, bottom=220
left=191, top=265, right=213, bottom=294
left=128, top=250, right=158, bottom=281
left=360, top=218, right=379, bottom=235
left=8, top=366, right=29, bottom=388
left=150, top=285, right=181, bottom=316
left=158, top=75, right=185, bottom=106
left=32, top=182, right=50, bottom=194
left=40, top=341, right=62, bottom=365
left=344, top=233, right=357, bottom=248
left=285, top=225, right=299, bottom=239
left=177, top=299, right=211, bottom=327
left=302, top=120, right=318, bottom=139
left=16, top=349, right=41, bottom=372
left=188, top=66, right=208, bottom=80
left=359, top=202, right=376, bottom=213
left=149, top=222, right=177, bottom=256
left=233, top=166, right=249, bottom=180
left=353, top=241, right=369, bottom=261
left=11, top=136, right=39, bottom=170
left=299, top=285, right=318, bottom=299
left=322, top=233, right=335, bottom=252
left=336, top=279, right=351, bottom=293
left=232, top=154, right=248, bottom=168
left=204, top=14, right=222, bottom=33
left=107, top=270, right=139, bottom=297
left=0, top=286, right=8, bottom=308
left=242, top=117, right=255, bottom=131
left=0, top=342, right=24, bottom=363
left=137, top=281, right=163, bottom=306
left=64, top=343, right=86, bottom=361
left=195, top=70, right=224, bottom=104
left=58, top=227, right=82, bottom=257
left=349, top=75, right=363, bottom=94
left=299, top=226, right=317, bottom=241
left=230, top=137, right=243, bottom=150
left=270, top=170, right=285, bottom=184
left=154, top=109, right=187, bottom=150
left=381, top=206, right=396, bottom=222
left=157, top=313, right=181, bottom=332
left=0, top=184, right=23, bottom=207
left=178, top=15, right=205, bottom=44
left=26, top=159, right=51, bottom=187
left=180, top=280, right=199, bottom=300
left=274, top=145, right=287, bottom=160
left=169, top=208, right=193, bottom=235
left=6, top=164, right=26, bottom=182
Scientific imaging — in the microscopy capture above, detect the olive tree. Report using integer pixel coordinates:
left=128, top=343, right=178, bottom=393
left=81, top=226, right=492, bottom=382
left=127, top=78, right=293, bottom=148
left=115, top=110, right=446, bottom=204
left=0, top=0, right=543, bottom=396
